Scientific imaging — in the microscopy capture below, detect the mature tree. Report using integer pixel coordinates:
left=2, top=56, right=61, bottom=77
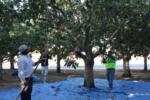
left=44, top=0, right=123, bottom=87
left=49, top=30, right=75, bottom=73
left=111, top=0, right=150, bottom=77
left=0, top=0, right=17, bottom=77
left=0, top=34, right=9, bottom=79
left=134, top=9, right=150, bottom=71
left=12, top=0, right=150, bottom=87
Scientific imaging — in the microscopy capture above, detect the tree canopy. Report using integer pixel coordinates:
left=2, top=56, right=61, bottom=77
left=0, top=0, right=150, bottom=87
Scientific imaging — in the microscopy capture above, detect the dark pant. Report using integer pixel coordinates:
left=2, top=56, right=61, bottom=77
left=21, top=77, right=33, bottom=100
left=106, top=69, right=115, bottom=88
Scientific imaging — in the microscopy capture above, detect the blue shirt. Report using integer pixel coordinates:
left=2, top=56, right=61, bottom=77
left=17, top=55, right=34, bottom=82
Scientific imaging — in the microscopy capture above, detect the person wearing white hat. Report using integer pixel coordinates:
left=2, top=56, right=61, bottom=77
left=17, top=44, right=40, bottom=100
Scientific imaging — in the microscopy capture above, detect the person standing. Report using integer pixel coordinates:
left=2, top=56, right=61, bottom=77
left=17, top=44, right=40, bottom=100
left=102, top=50, right=116, bottom=89
left=40, top=48, right=49, bottom=82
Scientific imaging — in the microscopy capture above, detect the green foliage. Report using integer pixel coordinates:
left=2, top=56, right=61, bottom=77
left=110, top=0, right=150, bottom=59
left=49, top=30, right=75, bottom=59
left=0, top=0, right=150, bottom=70
left=0, top=0, right=16, bottom=62
left=64, top=57, right=79, bottom=69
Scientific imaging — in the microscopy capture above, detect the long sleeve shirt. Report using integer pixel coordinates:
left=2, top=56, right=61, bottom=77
left=17, top=55, right=34, bottom=82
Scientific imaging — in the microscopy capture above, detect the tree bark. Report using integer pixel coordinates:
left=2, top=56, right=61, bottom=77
left=83, top=57, right=95, bottom=88
left=144, top=55, right=148, bottom=71
left=10, top=57, right=15, bottom=70
left=56, top=55, right=61, bottom=73
left=0, top=60, right=3, bottom=79
left=122, top=57, right=131, bottom=77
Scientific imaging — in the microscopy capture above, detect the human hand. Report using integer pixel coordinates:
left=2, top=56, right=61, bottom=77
left=20, top=81, right=27, bottom=89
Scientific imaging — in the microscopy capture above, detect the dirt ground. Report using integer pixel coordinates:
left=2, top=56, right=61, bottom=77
left=0, top=69, right=150, bottom=89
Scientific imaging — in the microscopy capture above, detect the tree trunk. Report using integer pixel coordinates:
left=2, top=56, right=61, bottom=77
left=122, top=57, right=131, bottom=77
left=144, top=55, right=147, bottom=71
left=0, top=60, right=3, bottom=79
left=10, top=57, right=15, bottom=70
left=56, top=55, right=61, bottom=73
left=83, top=57, right=95, bottom=88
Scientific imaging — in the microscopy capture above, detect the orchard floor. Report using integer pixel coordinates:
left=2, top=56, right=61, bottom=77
left=0, top=69, right=150, bottom=89
left=0, top=78, right=150, bottom=100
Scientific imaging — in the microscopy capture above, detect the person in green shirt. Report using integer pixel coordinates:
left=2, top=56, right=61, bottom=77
left=102, top=50, right=116, bottom=89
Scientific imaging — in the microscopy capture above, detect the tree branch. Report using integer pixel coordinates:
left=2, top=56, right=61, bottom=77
left=93, top=23, right=124, bottom=58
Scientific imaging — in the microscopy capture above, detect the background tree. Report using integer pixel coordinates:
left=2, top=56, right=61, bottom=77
left=0, top=0, right=150, bottom=88
left=111, top=0, right=150, bottom=77
left=134, top=9, right=150, bottom=71
left=49, top=30, right=75, bottom=73
left=0, top=0, right=17, bottom=78
left=44, top=0, right=124, bottom=87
